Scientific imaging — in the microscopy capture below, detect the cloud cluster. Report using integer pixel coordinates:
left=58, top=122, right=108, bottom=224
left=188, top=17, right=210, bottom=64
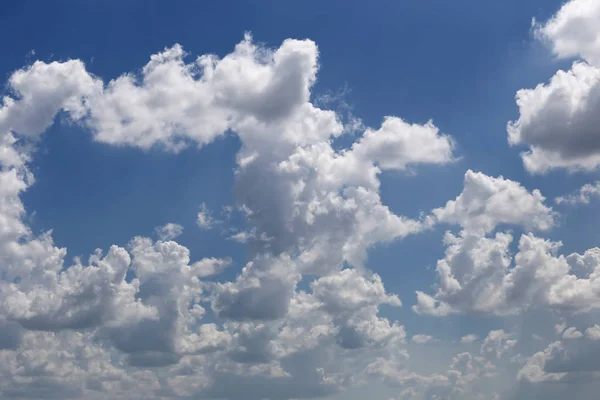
left=0, top=34, right=459, bottom=399
left=508, top=0, right=600, bottom=173
left=0, top=0, right=599, bottom=397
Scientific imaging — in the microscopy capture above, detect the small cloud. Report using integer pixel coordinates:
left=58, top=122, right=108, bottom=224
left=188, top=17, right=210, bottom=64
left=585, top=325, right=600, bottom=341
left=228, top=230, right=255, bottom=243
left=197, top=202, right=215, bottom=230
left=154, top=223, right=183, bottom=241
left=461, top=334, right=478, bottom=344
left=555, top=181, right=600, bottom=205
left=562, top=327, right=583, bottom=340
left=412, top=334, right=434, bottom=344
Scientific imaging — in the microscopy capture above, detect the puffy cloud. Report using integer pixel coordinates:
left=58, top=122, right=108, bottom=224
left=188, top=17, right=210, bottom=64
left=563, top=327, right=584, bottom=339
left=586, top=325, right=600, bottom=340
left=310, top=268, right=405, bottom=349
left=555, top=322, right=568, bottom=335
left=432, top=170, right=555, bottom=233
left=508, top=0, right=600, bottom=173
left=556, top=181, right=600, bottom=205
left=212, top=254, right=301, bottom=321
left=350, top=117, right=455, bottom=171
left=533, top=0, right=600, bottom=65
left=0, top=33, right=463, bottom=399
left=414, top=230, right=600, bottom=316
left=411, top=334, right=434, bottom=344
left=0, top=60, right=101, bottom=139
left=85, top=35, right=319, bottom=151
left=0, top=330, right=160, bottom=399
left=1, top=245, right=155, bottom=332
left=507, top=62, right=600, bottom=173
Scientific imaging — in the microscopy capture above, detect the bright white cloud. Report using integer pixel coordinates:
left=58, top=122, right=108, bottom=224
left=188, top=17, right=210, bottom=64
left=508, top=0, right=600, bottom=173
left=533, top=0, right=600, bottom=65
left=0, top=34, right=459, bottom=399
left=1, top=4, right=598, bottom=396
left=508, top=62, right=600, bottom=173
left=414, top=230, right=600, bottom=316
left=432, top=170, right=555, bottom=233
left=351, top=116, right=455, bottom=171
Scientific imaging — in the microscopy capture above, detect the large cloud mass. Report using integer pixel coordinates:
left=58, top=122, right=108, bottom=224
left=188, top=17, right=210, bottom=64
left=1, top=0, right=600, bottom=397
left=0, top=34, right=461, bottom=399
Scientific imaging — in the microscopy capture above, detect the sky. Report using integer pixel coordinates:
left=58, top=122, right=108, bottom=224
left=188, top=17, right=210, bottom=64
left=2, top=0, right=600, bottom=399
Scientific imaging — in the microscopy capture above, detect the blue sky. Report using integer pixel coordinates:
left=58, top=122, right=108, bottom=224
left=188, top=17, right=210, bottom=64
left=2, top=1, right=600, bottom=399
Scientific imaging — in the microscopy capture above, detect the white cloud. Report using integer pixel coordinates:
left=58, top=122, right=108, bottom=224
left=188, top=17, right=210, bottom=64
left=432, top=170, right=555, bottom=233
left=555, top=322, right=568, bottom=335
left=461, top=334, right=479, bottom=344
left=0, top=60, right=101, bottom=139
left=517, top=328, right=600, bottom=388
left=351, top=117, right=455, bottom=171
left=556, top=181, right=600, bottom=205
left=4, top=23, right=595, bottom=400
left=508, top=0, right=600, bottom=173
left=508, top=62, right=600, bottom=173
left=411, top=334, right=434, bottom=344
left=154, top=222, right=184, bottom=240
left=533, top=0, right=600, bottom=65
left=586, top=325, right=600, bottom=340
left=563, top=327, right=584, bottom=339
left=480, top=330, right=516, bottom=359
left=414, top=229, right=600, bottom=316
left=196, top=202, right=215, bottom=230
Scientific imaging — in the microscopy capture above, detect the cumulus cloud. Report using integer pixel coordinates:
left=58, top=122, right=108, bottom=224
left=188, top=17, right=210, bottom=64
left=432, top=170, right=555, bottom=233
left=351, top=117, right=455, bottom=171
left=480, top=330, right=516, bottom=359
left=5, top=12, right=598, bottom=398
left=0, top=33, right=465, bottom=399
left=414, top=230, right=600, bottom=316
left=507, top=62, right=600, bottom=173
left=563, top=327, right=584, bottom=339
left=586, top=325, right=600, bottom=340
left=508, top=0, right=600, bottom=173
left=533, top=0, right=600, bottom=65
